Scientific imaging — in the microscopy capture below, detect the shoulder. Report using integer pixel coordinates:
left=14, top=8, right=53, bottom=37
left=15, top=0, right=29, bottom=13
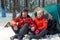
left=34, top=17, right=38, bottom=22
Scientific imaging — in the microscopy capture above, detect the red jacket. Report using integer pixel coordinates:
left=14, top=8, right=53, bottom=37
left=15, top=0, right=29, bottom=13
left=13, top=17, right=35, bottom=28
left=34, top=16, right=48, bottom=34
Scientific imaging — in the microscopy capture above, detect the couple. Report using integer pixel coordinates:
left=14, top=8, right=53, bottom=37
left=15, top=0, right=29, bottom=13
left=10, top=8, right=48, bottom=40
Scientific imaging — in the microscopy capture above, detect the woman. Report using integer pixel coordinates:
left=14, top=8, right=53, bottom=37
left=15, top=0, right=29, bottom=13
left=10, top=9, right=35, bottom=40
left=29, top=9, right=48, bottom=39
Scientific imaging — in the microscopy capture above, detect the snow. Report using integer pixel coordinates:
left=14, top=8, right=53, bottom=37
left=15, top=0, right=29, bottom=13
left=0, top=27, right=15, bottom=40
left=0, top=13, right=15, bottom=40
left=0, top=12, right=60, bottom=40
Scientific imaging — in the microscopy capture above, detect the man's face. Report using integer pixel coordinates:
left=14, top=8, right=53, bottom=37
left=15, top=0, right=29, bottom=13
left=22, top=12, right=28, bottom=18
left=37, top=13, right=42, bottom=18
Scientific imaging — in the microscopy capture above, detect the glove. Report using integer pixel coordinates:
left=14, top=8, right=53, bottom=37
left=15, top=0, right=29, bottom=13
left=35, top=29, right=39, bottom=35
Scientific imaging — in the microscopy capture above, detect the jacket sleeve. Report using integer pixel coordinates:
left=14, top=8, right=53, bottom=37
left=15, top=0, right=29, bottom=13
left=10, top=18, right=19, bottom=26
left=29, top=18, right=35, bottom=28
left=13, top=18, right=20, bottom=22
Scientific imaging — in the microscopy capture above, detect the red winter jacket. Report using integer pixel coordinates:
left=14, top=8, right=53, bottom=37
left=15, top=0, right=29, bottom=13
left=13, top=17, right=35, bottom=28
left=34, top=16, right=48, bottom=34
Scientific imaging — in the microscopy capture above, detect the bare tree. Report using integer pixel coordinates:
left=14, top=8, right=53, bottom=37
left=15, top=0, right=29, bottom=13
left=17, top=0, right=20, bottom=12
left=39, top=0, right=40, bottom=7
left=25, top=0, right=28, bottom=8
left=1, top=0, right=5, bottom=9
left=42, top=0, right=45, bottom=7
left=42, top=0, right=45, bottom=14
left=13, top=0, right=17, bottom=18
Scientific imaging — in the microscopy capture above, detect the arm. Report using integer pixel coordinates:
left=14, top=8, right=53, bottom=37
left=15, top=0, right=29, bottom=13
left=34, top=18, right=47, bottom=34
left=29, top=18, right=36, bottom=31
left=10, top=18, right=19, bottom=30
left=10, top=20, right=17, bottom=27
left=10, top=18, right=20, bottom=26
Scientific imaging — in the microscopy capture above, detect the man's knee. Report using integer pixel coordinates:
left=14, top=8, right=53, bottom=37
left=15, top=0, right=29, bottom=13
left=23, top=24, right=29, bottom=28
left=24, top=24, right=29, bottom=26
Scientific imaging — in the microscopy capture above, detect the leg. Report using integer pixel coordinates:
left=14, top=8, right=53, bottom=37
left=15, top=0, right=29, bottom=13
left=29, top=29, right=48, bottom=39
left=17, top=24, right=30, bottom=40
left=10, top=26, right=20, bottom=40
left=11, top=26, right=20, bottom=34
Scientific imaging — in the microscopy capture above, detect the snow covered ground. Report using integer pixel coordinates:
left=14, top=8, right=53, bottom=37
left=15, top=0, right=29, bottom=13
left=0, top=13, right=15, bottom=40
left=0, top=12, right=60, bottom=40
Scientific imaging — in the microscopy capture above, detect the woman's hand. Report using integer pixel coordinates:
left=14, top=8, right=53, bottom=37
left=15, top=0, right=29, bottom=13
left=35, top=30, right=39, bottom=35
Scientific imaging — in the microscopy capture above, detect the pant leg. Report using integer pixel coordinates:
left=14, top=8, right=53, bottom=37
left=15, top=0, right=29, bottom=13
left=17, top=24, right=30, bottom=40
left=10, top=26, right=20, bottom=39
left=11, top=26, right=20, bottom=34
left=18, top=24, right=30, bottom=36
left=30, top=29, right=48, bottom=39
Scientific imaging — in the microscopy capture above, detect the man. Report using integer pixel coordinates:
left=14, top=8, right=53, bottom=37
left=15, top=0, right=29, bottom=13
left=10, top=9, right=35, bottom=40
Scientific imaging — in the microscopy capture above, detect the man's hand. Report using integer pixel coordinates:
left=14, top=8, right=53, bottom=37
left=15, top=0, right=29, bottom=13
left=10, top=20, right=18, bottom=30
left=31, top=27, right=35, bottom=31
left=13, top=26, right=18, bottom=30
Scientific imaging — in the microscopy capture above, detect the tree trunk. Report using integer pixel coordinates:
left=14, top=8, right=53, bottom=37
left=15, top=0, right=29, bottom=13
left=13, top=0, right=17, bottom=18
left=42, top=0, right=45, bottom=7
left=17, top=0, right=20, bottom=12
left=1, top=0, right=5, bottom=9
left=39, top=0, right=40, bottom=7
left=25, top=0, right=28, bottom=8
left=42, top=0, right=45, bottom=15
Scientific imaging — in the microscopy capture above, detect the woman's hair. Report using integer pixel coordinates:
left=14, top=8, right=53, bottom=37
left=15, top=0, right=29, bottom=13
left=18, top=9, right=30, bottom=18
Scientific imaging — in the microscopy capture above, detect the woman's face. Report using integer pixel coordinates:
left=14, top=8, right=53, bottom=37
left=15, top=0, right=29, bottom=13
left=37, top=13, right=43, bottom=18
left=22, top=12, right=28, bottom=18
